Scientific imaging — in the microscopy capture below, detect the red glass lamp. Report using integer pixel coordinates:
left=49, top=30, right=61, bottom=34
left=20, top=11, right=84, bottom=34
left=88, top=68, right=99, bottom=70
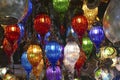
left=71, top=15, right=88, bottom=39
left=34, top=14, right=51, bottom=37
left=5, top=24, right=20, bottom=44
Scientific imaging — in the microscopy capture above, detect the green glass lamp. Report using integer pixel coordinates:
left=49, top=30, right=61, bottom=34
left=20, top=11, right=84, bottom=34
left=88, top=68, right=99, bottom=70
left=82, top=36, right=93, bottom=59
left=53, top=0, right=69, bottom=13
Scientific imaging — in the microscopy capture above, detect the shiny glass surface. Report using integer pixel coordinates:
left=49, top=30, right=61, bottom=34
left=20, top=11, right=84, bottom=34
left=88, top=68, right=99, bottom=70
left=103, top=0, right=120, bottom=47
left=0, top=0, right=28, bottom=24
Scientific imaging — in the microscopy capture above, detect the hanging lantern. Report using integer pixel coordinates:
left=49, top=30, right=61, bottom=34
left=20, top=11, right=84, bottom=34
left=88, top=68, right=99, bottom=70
left=103, top=0, right=120, bottom=47
left=32, top=59, right=44, bottom=80
left=97, top=46, right=117, bottom=60
left=21, top=52, right=32, bottom=80
left=53, top=0, right=69, bottom=13
left=64, top=41, right=80, bottom=73
left=89, top=26, right=105, bottom=53
left=27, top=44, right=43, bottom=67
left=3, top=38, right=18, bottom=63
left=82, top=3, right=98, bottom=29
left=34, top=14, right=51, bottom=37
left=45, top=41, right=62, bottom=70
left=5, top=24, right=20, bottom=44
left=82, top=36, right=93, bottom=59
left=71, top=15, right=88, bottom=40
left=75, top=50, right=86, bottom=74
left=46, top=66, right=62, bottom=80
left=0, top=0, right=29, bottom=25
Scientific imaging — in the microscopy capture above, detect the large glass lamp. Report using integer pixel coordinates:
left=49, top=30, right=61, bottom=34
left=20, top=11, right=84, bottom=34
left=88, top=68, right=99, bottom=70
left=103, top=0, right=120, bottom=47
left=0, top=0, right=29, bottom=24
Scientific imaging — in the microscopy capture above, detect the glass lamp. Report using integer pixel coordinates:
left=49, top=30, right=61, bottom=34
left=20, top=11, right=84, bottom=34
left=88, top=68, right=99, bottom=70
left=0, top=0, right=29, bottom=24
left=82, top=3, right=98, bottom=29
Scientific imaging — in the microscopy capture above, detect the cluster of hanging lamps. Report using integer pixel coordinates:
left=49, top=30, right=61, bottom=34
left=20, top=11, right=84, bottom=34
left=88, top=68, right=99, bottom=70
left=1, top=0, right=120, bottom=80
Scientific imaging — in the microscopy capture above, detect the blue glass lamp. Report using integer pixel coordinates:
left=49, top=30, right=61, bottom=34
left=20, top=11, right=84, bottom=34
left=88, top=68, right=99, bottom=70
left=45, top=41, right=62, bottom=70
left=89, top=26, right=105, bottom=53
left=21, top=52, right=32, bottom=80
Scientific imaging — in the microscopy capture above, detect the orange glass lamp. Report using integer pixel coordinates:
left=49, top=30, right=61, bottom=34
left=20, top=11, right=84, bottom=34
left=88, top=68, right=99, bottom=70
left=27, top=44, right=43, bottom=67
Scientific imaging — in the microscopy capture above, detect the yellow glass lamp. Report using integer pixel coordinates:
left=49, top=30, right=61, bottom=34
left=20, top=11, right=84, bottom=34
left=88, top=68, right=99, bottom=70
left=97, top=46, right=117, bottom=60
left=82, top=3, right=98, bottom=29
